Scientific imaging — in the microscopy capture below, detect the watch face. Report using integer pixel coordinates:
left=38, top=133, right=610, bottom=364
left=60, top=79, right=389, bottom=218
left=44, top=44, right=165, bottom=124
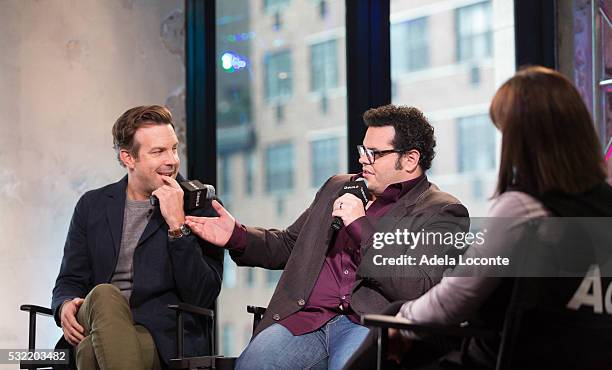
left=169, top=224, right=191, bottom=238
left=180, top=224, right=191, bottom=236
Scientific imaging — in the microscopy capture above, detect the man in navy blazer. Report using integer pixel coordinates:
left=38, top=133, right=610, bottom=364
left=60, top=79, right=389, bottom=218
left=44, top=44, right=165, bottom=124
left=51, top=105, right=223, bottom=370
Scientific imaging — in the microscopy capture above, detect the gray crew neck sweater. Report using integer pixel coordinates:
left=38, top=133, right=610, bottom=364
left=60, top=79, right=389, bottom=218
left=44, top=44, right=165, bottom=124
left=110, top=198, right=154, bottom=302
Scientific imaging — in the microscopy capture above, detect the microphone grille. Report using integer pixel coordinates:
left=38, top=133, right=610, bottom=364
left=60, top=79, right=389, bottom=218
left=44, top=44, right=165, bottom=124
left=356, top=177, right=368, bottom=187
left=205, top=185, right=216, bottom=200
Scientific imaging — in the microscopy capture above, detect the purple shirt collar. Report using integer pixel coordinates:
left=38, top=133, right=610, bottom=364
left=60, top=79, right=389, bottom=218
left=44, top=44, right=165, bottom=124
left=351, top=172, right=425, bottom=203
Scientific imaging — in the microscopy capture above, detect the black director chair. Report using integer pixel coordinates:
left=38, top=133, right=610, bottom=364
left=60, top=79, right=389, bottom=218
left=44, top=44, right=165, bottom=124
left=20, top=303, right=267, bottom=370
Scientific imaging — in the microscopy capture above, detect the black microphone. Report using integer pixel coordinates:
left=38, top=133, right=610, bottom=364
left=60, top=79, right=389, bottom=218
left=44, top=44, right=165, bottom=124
left=331, top=178, right=370, bottom=231
left=149, top=180, right=216, bottom=211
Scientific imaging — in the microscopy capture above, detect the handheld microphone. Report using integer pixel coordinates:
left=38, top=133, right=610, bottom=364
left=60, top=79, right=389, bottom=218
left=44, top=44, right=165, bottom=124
left=149, top=180, right=216, bottom=211
left=331, top=178, right=370, bottom=231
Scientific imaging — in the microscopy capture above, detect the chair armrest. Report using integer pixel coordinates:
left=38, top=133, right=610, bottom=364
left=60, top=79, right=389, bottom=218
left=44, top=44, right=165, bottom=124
left=20, top=305, right=53, bottom=316
left=20, top=304, right=53, bottom=352
left=363, top=314, right=498, bottom=370
left=246, top=306, right=266, bottom=336
left=246, top=305, right=266, bottom=315
left=168, top=303, right=215, bottom=359
left=167, top=303, right=214, bottom=318
left=362, top=314, right=498, bottom=340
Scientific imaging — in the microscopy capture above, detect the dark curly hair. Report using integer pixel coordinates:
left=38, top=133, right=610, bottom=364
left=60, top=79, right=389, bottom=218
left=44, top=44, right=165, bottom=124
left=363, top=104, right=436, bottom=170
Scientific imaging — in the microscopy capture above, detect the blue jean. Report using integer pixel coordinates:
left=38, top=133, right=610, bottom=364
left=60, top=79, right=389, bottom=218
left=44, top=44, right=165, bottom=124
left=235, top=315, right=369, bottom=370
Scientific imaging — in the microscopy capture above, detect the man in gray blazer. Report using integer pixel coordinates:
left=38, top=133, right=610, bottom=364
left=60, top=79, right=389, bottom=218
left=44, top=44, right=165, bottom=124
left=187, top=104, right=469, bottom=370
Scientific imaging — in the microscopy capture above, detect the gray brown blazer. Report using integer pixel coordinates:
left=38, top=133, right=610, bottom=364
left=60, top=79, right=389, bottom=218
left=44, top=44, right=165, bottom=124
left=229, top=174, right=469, bottom=337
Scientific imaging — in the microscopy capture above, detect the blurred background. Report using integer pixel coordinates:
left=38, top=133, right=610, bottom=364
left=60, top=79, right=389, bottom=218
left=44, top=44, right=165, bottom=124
left=1, top=0, right=610, bottom=363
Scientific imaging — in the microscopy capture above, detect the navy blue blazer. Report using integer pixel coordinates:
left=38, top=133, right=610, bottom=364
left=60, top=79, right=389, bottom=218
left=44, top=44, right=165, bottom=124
left=51, top=175, right=224, bottom=364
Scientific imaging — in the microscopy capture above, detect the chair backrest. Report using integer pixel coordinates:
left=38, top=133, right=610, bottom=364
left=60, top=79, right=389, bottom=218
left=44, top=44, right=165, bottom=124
left=496, top=218, right=612, bottom=370
left=497, top=276, right=612, bottom=370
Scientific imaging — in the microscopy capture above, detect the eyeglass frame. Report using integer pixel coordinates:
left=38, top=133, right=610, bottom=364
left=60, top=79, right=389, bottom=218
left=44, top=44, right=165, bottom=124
left=357, top=145, right=410, bottom=164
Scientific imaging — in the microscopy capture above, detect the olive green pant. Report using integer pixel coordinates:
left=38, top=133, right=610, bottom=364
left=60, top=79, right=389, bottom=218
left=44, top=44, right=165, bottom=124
left=75, top=284, right=161, bottom=370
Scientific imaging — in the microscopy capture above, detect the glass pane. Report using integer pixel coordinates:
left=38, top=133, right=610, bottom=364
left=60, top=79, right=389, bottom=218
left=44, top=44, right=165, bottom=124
left=311, top=137, right=340, bottom=187
left=216, top=0, right=347, bottom=356
left=221, top=323, right=235, bottom=355
left=391, top=17, right=429, bottom=74
left=311, top=39, right=339, bottom=92
left=600, top=1, right=612, bottom=147
left=603, top=86, right=612, bottom=152
left=456, top=1, right=493, bottom=62
left=391, top=0, right=515, bottom=216
left=457, top=115, right=497, bottom=173
left=602, top=3, right=612, bottom=80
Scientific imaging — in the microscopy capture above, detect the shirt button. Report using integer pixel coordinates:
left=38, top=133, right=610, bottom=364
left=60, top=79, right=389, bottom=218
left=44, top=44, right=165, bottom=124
left=297, top=299, right=305, bottom=306
left=344, top=270, right=349, bottom=275
left=272, top=313, right=280, bottom=321
left=341, top=295, right=346, bottom=300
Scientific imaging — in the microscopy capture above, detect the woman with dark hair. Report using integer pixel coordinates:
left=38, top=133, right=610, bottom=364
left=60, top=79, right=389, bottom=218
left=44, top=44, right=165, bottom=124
left=489, top=66, right=606, bottom=196
left=345, top=66, right=612, bottom=369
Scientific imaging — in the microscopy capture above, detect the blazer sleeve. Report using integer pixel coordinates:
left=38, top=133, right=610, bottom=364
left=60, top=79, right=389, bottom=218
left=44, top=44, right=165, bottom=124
left=168, top=205, right=224, bottom=308
left=228, top=176, right=338, bottom=269
left=51, top=193, right=93, bottom=326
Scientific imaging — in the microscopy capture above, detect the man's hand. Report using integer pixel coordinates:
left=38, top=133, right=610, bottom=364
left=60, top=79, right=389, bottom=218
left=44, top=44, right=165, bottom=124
left=331, top=193, right=366, bottom=227
left=185, top=200, right=236, bottom=247
left=60, top=298, right=85, bottom=346
left=152, top=176, right=185, bottom=230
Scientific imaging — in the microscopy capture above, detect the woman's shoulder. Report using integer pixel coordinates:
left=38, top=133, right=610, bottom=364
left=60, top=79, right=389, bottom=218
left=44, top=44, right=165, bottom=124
left=489, top=191, right=550, bottom=218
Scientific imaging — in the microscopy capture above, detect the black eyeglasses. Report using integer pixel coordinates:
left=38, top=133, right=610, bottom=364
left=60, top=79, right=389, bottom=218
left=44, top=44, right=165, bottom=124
left=357, top=145, right=406, bottom=164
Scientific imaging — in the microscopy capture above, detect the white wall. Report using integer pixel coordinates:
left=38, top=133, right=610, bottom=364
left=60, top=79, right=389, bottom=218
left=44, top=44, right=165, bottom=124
left=0, top=0, right=185, bottom=363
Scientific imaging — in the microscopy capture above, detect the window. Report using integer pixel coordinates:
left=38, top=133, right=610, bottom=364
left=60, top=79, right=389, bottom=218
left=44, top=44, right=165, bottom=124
left=216, top=0, right=347, bottom=356
left=318, top=0, right=328, bottom=19
left=221, top=156, right=232, bottom=196
left=264, top=0, right=290, bottom=11
left=218, top=86, right=251, bottom=127
left=456, top=1, right=492, bottom=62
left=223, top=251, right=237, bottom=289
left=221, top=323, right=235, bottom=355
left=244, top=325, right=253, bottom=348
left=245, top=268, right=255, bottom=288
left=311, top=137, right=339, bottom=187
left=391, top=17, right=429, bottom=73
left=245, top=153, right=255, bottom=195
left=310, top=39, right=338, bottom=93
left=265, top=143, right=294, bottom=193
left=457, top=115, right=497, bottom=173
left=264, top=50, right=292, bottom=103
left=392, top=0, right=513, bottom=216
left=266, top=270, right=283, bottom=288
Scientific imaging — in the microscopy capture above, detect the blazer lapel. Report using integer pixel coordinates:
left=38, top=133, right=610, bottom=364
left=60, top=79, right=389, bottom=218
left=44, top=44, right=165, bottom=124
left=385, top=176, right=430, bottom=217
left=105, top=176, right=128, bottom=259
left=363, top=176, right=431, bottom=247
left=138, top=208, right=165, bottom=245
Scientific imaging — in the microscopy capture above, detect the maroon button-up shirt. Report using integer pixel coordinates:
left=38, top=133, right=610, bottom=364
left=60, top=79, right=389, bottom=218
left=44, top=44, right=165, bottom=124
left=227, top=174, right=424, bottom=335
